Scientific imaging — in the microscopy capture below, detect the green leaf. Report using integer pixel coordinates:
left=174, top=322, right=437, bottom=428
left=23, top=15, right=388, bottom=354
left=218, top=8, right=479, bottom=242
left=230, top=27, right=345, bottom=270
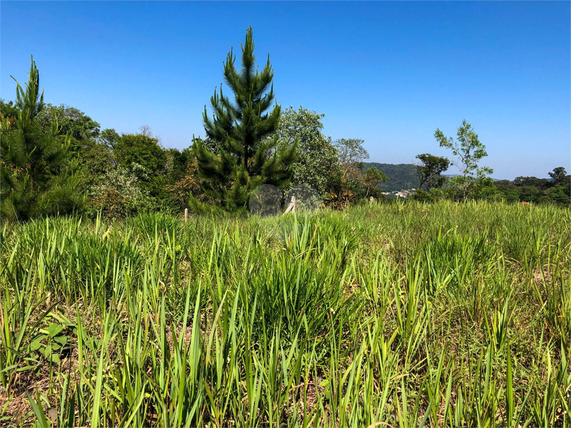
left=54, top=335, right=67, bottom=346
left=27, top=391, right=50, bottom=428
left=49, top=353, right=60, bottom=365
left=29, top=340, right=43, bottom=351
left=43, top=345, right=52, bottom=359
left=46, top=323, right=64, bottom=338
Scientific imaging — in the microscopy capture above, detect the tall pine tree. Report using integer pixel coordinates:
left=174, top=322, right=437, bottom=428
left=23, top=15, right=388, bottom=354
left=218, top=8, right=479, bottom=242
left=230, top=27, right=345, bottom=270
left=192, top=26, right=296, bottom=212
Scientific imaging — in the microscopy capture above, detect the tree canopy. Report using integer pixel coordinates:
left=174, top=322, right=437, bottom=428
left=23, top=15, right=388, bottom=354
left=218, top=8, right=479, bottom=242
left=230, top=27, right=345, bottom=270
left=416, top=153, right=450, bottom=191
left=274, top=106, right=340, bottom=197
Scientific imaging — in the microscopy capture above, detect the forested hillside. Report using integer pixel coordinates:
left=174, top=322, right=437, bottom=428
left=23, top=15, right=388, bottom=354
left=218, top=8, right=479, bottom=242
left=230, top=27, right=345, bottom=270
left=363, top=162, right=420, bottom=192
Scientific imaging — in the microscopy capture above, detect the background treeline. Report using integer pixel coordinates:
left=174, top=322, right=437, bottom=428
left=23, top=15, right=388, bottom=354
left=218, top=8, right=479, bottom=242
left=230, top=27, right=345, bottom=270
left=493, top=170, right=570, bottom=205
left=364, top=161, right=570, bottom=205
left=1, top=43, right=569, bottom=222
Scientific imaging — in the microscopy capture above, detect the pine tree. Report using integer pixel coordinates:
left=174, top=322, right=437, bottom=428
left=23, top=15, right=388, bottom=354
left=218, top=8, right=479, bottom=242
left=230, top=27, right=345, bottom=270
left=192, top=27, right=296, bottom=212
left=0, top=56, right=84, bottom=221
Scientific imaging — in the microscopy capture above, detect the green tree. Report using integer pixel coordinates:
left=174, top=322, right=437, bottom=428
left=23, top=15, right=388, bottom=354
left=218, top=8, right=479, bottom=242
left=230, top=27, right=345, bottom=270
left=81, top=139, right=115, bottom=185
left=0, top=99, right=19, bottom=125
left=334, top=138, right=369, bottom=169
left=35, top=104, right=106, bottom=209
left=514, top=176, right=550, bottom=190
left=37, top=104, right=100, bottom=144
left=114, top=130, right=167, bottom=202
left=434, top=120, right=493, bottom=201
left=546, top=185, right=570, bottom=206
left=362, top=167, right=388, bottom=198
left=99, top=128, right=121, bottom=150
left=193, top=26, right=296, bottom=212
left=166, top=149, right=210, bottom=211
left=548, top=167, right=568, bottom=186
left=115, top=132, right=166, bottom=174
left=1, top=56, right=84, bottom=221
left=329, top=138, right=378, bottom=206
left=518, top=185, right=541, bottom=203
left=274, top=106, right=341, bottom=198
left=89, top=164, right=154, bottom=218
left=162, top=147, right=202, bottom=211
left=494, top=179, right=521, bottom=203
left=415, top=153, right=450, bottom=191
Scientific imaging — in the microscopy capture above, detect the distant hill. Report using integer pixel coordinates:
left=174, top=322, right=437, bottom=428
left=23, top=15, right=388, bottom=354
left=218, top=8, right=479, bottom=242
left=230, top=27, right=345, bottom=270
left=363, top=162, right=420, bottom=192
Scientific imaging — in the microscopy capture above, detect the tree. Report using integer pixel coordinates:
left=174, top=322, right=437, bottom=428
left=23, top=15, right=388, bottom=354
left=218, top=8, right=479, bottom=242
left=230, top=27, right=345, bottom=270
left=0, top=99, right=19, bottom=126
left=334, top=138, right=369, bottom=169
left=193, top=26, right=296, bottom=212
left=99, top=128, right=121, bottom=150
left=1, top=56, right=84, bottom=221
left=518, top=185, right=542, bottom=203
left=167, top=150, right=210, bottom=211
left=35, top=104, right=105, bottom=209
left=37, top=104, right=100, bottom=144
left=333, top=138, right=368, bottom=184
left=513, top=176, right=550, bottom=190
left=113, top=130, right=168, bottom=205
left=273, top=106, right=341, bottom=198
left=88, top=164, right=154, bottom=218
left=548, top=167, right=567, bottom=186
left=494, top=179, right=520, bottom=203
left=545, top=185, right=570, bottom=206
left=415, top=153, right=450, bottom=191
left=115, top=132, right=166, bottom=174
left=362, top=167, right=388, bottom=198
left=329, top=138, right=383, bottom=207
left=434, top=120, right=493, bottom=201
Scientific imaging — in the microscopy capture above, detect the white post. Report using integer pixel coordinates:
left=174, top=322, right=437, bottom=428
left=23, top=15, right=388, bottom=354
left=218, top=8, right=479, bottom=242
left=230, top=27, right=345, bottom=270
left=184, top=208, right=188, bottom=222
left=284, top=195, right=296, bottom=214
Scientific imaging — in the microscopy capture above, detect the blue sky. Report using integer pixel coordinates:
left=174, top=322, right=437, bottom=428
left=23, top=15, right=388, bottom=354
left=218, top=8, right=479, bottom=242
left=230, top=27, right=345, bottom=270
left=1, top=1, right=569, bottom=180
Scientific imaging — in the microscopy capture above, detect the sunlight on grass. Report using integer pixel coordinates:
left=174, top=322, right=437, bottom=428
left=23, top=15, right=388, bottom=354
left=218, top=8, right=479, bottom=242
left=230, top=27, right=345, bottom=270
left=0, top=201, right=569, bottom=426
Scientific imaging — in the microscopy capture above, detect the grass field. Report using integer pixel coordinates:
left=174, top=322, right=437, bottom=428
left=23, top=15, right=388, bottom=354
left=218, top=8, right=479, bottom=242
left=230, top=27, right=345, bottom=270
left=1, top=201, right=570, bottom=427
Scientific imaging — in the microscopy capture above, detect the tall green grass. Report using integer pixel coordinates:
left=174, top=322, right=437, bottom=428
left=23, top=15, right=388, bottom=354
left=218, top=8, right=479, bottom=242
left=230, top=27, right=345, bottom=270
left=0, top=201, right=569, bottom=427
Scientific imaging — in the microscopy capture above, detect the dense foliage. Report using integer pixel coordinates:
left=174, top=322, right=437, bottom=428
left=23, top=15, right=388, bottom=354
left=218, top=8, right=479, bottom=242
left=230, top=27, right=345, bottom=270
left=416, top=153, right=450, bottom=191
left=274, top=106, right=341, bottom=199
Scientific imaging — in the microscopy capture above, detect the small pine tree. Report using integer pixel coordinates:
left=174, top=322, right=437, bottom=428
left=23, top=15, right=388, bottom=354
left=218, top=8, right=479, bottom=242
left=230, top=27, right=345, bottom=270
left=1, top=56, right=84, bottom=221
left=192, top=27, right=296, bottom=212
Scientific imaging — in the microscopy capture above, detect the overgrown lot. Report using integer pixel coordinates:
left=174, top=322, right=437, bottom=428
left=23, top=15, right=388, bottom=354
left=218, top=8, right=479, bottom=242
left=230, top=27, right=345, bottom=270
left=1, top=201, right=569, bottom=427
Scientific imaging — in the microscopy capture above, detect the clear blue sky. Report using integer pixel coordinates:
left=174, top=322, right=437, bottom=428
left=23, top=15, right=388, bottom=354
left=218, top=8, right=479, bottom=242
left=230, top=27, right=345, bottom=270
left=1, top=1, right=569, bottom=180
